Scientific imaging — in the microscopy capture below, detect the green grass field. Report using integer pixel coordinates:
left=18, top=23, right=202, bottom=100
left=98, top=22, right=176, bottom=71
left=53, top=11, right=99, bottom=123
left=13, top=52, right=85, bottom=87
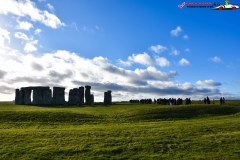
left=0, top=100, right=240, bottom=159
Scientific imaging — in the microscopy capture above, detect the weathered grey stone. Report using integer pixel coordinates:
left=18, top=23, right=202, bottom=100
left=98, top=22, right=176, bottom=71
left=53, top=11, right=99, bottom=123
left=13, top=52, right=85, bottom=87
left=24, top=89, right=32, bottom=105
left=53, top=87, right=65, bottom=105
left=79, top=86, right=84, bottom=105
left=32, top=89, right=39, bottom=105
left=90, top=94, right=94, bottom=104
left=85, top=85, right=91, bottom=105
left=18, top=89, right=25, bottom=104
left=68, top=88, right=80, bottom=105
left=15, top=89, right=20, bottom=104
left=21, top=86, right=49, bottom=90
left=104, top=90, right=112, bottom=104
left=32, top=89, right=44, bottom=105
left=43, top=89, right=52, bottom=104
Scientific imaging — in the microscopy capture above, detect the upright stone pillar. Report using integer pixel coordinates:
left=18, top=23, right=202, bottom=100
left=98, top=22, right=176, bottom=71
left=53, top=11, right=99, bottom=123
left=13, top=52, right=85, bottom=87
left=90, top=94, right=94, bottom=104
left=43, top=89, right=52, bottom=104
left=85, top=85, right=91, bottom=105
left=104, top=92, right=108, bottom=104
left=32, top=89, right=39, bottom=105
left=15, top=89, right=20, bottom=105
left=24, top=89, right=32, bottom=105
left=68, top=88, right=79, bottom=105
left=104, top=90, right=112, bottom=104
left=107, top=90, right=112, bottom=104
left=53, top=87, right=65, bottom=105
left=18, top=89, right=25, bottom=104
left=79, top=86, right=84, bottom=105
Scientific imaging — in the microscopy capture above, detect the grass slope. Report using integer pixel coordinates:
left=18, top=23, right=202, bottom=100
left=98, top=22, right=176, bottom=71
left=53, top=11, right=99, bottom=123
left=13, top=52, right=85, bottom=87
left=0, top=101, right=240, bottom=159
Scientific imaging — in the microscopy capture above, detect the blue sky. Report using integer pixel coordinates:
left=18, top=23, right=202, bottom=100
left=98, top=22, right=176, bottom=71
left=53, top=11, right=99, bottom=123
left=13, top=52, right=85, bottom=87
left=0, top=0, right=239, bottom=102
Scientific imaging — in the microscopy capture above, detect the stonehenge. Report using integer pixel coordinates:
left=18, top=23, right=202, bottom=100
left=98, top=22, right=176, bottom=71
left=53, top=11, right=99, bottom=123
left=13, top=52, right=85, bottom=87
left=104, top=90, right=112, bottom=104
left=15, top=85, right=102, bottom=105
left=85, top=85, right=91, bottom=105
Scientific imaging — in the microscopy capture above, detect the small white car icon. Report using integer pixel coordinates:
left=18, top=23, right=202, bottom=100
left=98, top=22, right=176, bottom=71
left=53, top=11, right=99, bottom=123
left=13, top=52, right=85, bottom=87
left=213, top=4, right=239, bottom=10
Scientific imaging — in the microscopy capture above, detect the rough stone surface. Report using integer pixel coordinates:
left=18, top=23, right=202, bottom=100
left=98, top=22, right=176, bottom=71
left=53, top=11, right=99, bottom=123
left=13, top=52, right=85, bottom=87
left=79, top=86, right=84, bottom=105
left=85, top=85, right=91, bottom=105
left=24, top=89, right=32, bottom=105
left=90, top=94, right=94, bottom=104
left=43, top=89, right=52, bottom=104
left=104, top=90, right=112, bottom=104
left=18, top=89, right=25, bottom=104
left=68, top=88, right=80, bottom=105
left=15, top=89, right=20, bottom=104
left=53, top=87, right=65, bottom=105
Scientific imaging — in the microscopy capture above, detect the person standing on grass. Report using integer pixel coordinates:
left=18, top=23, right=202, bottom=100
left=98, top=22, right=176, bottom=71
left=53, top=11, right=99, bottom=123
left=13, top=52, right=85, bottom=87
left=223, top=97, right=226, bottom=105
left=220, top=97, right=222, bottom=105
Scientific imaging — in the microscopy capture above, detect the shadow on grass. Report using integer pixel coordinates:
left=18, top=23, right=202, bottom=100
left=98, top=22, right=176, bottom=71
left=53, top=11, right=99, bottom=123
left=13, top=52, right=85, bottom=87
left=0, top=111, right=104, bottom=123
left=127, top=105, right=240, bottom=121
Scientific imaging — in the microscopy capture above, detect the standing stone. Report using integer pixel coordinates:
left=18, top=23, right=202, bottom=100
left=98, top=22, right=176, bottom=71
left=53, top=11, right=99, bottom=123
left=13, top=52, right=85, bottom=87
left=32, top=89, right=39, bottom=105
left=104, top=92, right=108, bottom=104
left=79, top=86, right=84, bottom=105
left=68, top=88, right=79, bottom=105
left=90, top=94, right=94, bottom=104
left=104, top=90, right=112, bottom=104
left=15, top=89, right=20, bottom=104
left=85, top=85, right=91, bottom=105
left=32, top=89, right=43, bottom=105
left=18, top=89, right=25, bottom=105
left=24, top=89, right=32, bottom=105
left=43, top=89, right=52, bottom=104
left=53, top=87, right=65, bottom=105
left=107, top=90, right=112, bottom=104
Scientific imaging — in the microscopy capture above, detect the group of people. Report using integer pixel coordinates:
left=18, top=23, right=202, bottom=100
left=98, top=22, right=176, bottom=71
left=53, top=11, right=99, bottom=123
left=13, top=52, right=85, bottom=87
left=203, top=96, right=226, bottom=105
left=220, top=97, right=226, bottom=105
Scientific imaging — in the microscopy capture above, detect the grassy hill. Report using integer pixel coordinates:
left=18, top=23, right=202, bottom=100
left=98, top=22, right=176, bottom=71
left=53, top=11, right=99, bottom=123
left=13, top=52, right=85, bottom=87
left=0, top=101, right=240, bottom=159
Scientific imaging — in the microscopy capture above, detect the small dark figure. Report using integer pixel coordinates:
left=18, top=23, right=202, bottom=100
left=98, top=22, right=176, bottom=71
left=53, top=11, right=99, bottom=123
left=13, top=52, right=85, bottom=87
left=189, top=97, right=191, bottom=105
left=207, top=96, right=210, bottom=104
left=222, top=97, right=226, bottom=105
left=220, top=97, right=222, bottom=105
left=204, top=98, right=206, bottom=104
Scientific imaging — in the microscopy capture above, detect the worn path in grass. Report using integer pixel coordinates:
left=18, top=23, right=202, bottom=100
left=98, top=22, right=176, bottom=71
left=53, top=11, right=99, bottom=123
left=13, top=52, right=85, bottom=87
left=0, top=101, right=240, bottom=159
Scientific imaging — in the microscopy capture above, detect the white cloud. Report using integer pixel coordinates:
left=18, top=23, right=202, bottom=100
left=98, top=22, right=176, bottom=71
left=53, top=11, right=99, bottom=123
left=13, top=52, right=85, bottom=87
left=196, top=80, right=221, bottom=87
left=47, top=3, right=55, bottom=13
left=95, top=25, right=99, bottom=30
left=170, top=26, right=182, bottom=37
left=179, top=58, right=190, bottom=66
left=128, top=52, right=154, bottom=66
left=14, top=32, right=29, bottom=41
left=34, top=29, right=41, bottom=35
left=16, top=21, right=33, bottom=30
left=0, top=27, right=10, bottom=46
left=38, top=0, right=46, bottom=2
left=183, top=35, right=189, bottom=39
left=155, top=57, right=170, bottom=67
left=170, top=46, right=180, bottom=56
left=0, top=0, right=65, bottom=29
left=185, top=48, right=190, bottom=52
left=24, top=40, right=38, bottom=52
left=117, top=59, right=132, bottom=67
left=0, top=48, right=232, bottom=101
left=149, top=45, right=168, bottom=54
left=210, top=56, right=222, bottom=63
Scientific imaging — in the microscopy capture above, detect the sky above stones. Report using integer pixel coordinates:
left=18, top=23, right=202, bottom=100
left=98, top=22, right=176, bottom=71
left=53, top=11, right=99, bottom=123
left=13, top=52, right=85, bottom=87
left=0, top=0, right=240, bottom=102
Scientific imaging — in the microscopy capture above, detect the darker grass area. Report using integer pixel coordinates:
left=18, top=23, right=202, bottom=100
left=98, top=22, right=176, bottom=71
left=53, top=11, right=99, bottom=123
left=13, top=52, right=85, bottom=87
left=126, top=105, right=240, bottom=121
left=0, top=104, right=239, bottom=124
left=0, top=111, right=103, bottom=124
